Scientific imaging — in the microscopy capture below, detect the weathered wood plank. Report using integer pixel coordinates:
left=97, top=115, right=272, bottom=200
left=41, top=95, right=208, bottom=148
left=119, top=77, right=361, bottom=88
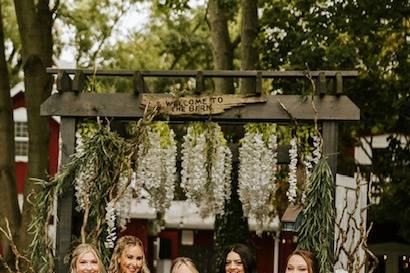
left=55, top=118, right=75, bottom=273
left=322, top=121, right=339, bottom=254
left=141, top=94, right=267, bottom=115
left=47, top=68, right=359, bottom=78
left=322, top=121, right=339, bottom=180
left=41, top=93, right=360, bottom=121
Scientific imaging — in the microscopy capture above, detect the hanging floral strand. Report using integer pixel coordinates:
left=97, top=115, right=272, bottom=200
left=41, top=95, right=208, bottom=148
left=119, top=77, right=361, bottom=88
left=238, top=123, right=278, bottom=235
left=181, top=122, right=232, bottom=217
left=104, top=170, right=139, bottom=248
left=135, top=122, right=177, bottom=217
left=301, top=130, right=322, bottom=194
left=287, top=136, right=298, bottom=204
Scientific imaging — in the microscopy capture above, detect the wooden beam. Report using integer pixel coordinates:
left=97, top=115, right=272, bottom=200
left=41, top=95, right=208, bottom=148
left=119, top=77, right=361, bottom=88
left=41, top=93, right=360, bottom=121
left=46, top=68, right=359, bottom=78
left=72, top=71, right=86, bottom=93
left=322, top=121, right=339, bottom=181
left=322, top=121, right=338, bottom=261
left=133, top=71, right=145, bottom=95
left=55, top=118, right=76, bottom=273
left=56, top=70, right=72, bottom=92
left=195, top=71, right=204, bottom=95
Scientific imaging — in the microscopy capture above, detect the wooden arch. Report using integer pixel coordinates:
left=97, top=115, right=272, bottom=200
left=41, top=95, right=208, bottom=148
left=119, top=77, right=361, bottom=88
left=41, top=69, right=360, bottom=273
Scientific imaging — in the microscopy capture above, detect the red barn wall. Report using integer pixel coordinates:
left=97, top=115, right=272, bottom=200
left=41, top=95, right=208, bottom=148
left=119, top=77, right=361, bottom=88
left=13, top=91, right=60, bottom=194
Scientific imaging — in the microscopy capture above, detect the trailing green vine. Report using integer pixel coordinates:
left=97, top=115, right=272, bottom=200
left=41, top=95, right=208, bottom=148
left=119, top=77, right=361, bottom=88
left=297, top=157, right=335, bottom=273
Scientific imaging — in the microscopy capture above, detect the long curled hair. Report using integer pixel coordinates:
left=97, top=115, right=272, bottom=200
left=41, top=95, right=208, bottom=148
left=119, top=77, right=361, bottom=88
left=286, top=250, right=318, bottom=273
left=171, top=257, right=199, bottom=273
left=107, top=235, right=150, bottom=273
left=70, top=243, right=106, bottom=273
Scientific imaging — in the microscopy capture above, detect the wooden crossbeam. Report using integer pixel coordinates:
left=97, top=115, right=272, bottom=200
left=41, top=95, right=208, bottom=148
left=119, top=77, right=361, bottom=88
left=47, top=68, right=358, bottom=78
left=41, top=93, right=359, bottom=121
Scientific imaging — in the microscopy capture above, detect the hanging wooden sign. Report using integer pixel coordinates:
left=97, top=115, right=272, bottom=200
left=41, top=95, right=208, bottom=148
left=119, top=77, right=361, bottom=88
left=141, top=94, right=267, bottom=115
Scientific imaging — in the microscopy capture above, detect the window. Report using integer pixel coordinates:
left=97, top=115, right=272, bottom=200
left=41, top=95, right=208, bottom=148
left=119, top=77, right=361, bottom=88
left=14, top=121, right=28, bottom=158
left=15, top=122, right=28, bottom=137
left=15, top=141, right=28, bottom=157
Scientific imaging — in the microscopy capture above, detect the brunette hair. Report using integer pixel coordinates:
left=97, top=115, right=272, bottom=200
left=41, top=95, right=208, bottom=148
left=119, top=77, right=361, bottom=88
left=219, top=243, right=256, bottom=273
left=70, top=243, right=106, bottom=273
left=286, top=250, right=318, bottom=273
left=170, top=257, right=199, bottom=273
left=107, top=235, right=150, bottom=273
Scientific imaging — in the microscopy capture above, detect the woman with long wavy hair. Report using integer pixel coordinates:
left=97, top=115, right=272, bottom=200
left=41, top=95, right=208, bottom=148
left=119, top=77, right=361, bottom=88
left=108, top=235, right=150, bottom=273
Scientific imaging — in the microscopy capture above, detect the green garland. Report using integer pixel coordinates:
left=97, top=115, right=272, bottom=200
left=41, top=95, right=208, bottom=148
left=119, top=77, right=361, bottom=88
left=29, top=123, right=130, bottom=272
left=296, top=157, right=335, bottom=273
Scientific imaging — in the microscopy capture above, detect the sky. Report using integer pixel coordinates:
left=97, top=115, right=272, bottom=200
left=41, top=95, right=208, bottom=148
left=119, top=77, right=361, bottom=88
left=58, top=0, right=206, bottom=63
left=59, top=1, right=151, bottom=62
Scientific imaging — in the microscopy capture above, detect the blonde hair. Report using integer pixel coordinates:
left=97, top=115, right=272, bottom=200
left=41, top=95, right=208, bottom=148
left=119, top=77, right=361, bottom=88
left=108, top=235, right=150, bottom=273
left=70, top=243, right=106, bottom=273
left=171, top=257, right=199, bottom=273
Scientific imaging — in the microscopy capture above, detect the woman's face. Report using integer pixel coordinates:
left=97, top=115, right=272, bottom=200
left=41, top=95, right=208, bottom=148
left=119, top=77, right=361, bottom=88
left=225, top=251, right=245, bottom=273
left=285, top=254, right=309, bottom=273
left=75, top=251, right=100, bottom=273
left=118, top=245, right=144, bottom=273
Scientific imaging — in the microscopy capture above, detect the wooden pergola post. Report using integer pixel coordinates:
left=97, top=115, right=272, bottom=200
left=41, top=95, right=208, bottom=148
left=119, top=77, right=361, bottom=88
left=41, top=69, right=360, bottom=273
left=55, top=117, right=76, bottom=273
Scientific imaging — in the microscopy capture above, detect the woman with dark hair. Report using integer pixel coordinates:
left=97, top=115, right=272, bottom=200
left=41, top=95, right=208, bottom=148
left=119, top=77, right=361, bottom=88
left=219, top=243, right=256, bottom=273
left=285, top=250, right=318, bottom=273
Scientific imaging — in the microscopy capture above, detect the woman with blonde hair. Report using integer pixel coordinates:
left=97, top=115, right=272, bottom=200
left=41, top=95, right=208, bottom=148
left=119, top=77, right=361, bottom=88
left=70, top=243, right=106, bottom=273
left=170, top=257, right=199, bottom=273
left=108, top=235, right=150, bottom=273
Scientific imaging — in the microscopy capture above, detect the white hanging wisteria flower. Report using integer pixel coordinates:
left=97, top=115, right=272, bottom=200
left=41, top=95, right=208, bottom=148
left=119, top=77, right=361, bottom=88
left=312, top=135, right=322, bottom=164
left=74, top=156, right=96, bottom=211
left=287, top=137, right=298, bottom=204
left=104, top=171, right=139, bottom=248
left=74, top=122, right=101, bottom=211
left=75, top=130, right=85, bottom=154
left=135, top=122, right=177, bottom=217
left=74, top=124, right=98, bottom=211
left=238, top=124, right=278, bottom=235
left=104, top=200, right=117, bottom=248
left=301, top=130, right=322, bottom=204
left=75, top=122, right=98, bottom=154
left=181, top=122, right=232, bottom=218
left=115, top=171, right=139, bottom=230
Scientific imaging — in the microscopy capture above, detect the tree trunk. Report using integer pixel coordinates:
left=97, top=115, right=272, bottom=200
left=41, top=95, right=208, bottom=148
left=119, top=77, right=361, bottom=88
left=240, top=0, right=259, bottom=95
left=0, top=1, right=21, bottom=256
left=13, top=0, right=53, bottom=251
left=207, top=0, right=234, bottom=93
left=208, top=1, right=250, bottom=269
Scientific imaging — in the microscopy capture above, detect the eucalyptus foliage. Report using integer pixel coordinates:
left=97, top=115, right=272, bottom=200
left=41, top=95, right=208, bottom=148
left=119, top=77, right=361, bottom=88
left=297, top=158, right=335, bottom=273
left=29, top=123, right=131, bottom=271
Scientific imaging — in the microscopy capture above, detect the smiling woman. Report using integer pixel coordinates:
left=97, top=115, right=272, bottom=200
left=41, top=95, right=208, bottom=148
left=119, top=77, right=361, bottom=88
left=70, top=243, right=106, bottom=273
left=219, top=244, right=256, bottom=273
left=285, top=250, right=318, bottom=273
left=108, top=236, right=150, bottom=273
